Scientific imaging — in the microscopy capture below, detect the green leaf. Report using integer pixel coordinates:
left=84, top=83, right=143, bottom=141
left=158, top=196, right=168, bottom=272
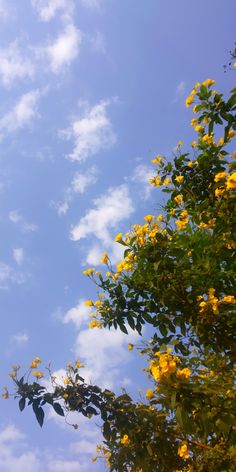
left=33, top=404, right=44, bottom=427
left=53, top=402, right=65, bottom=417
left=19, top=397, right=25, bottom=412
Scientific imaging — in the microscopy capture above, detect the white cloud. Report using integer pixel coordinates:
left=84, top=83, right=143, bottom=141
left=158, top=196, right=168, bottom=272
left=80, top=0, right=102, bottom=9
left=0, top=424, right=40, bottom=472
left=47, top=459, right=88, bottom=472
left=129, top=163, right=154, bottom=200
left=0, top=0, right=9, bottom=20
left=89, top=31, right=106, bottom=54
left=70, top=184, right=134, bottom=246
left=63, top=299, right=92, bottom=330
left=9, top=210, right=38, bottom=232
left=0, top=41, right=34, bottom=88
left=52, top=167, right=98, bottom=216
left=63, top=297, right=139, bottom=389
left=44, top=23, right=82, bottom=73
left=0, top=90, right=40, bottom=140
left=74, top=327, right=139, bottom=389
left=12, top=248, right=24, bottom=266
left=62, top=99, right=116, bottom=162
left=0, top=261, right=27, bottom=289
left=32, top=0, right=75, bottom=22
left=171, top=80, right=186, bottom=104
left=11, top=333, right=29, bottom=346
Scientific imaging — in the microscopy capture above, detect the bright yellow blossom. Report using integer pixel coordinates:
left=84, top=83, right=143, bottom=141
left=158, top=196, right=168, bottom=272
left=83, top=268, right=95, bottom=276
left=185, top=95, right=194, bottom=107
left=85, top=299, right=93, bottom=307
left=89, top=320, right=102, bottom=329
left=120, top=434, right=130, bottom=445
left=214, top=172, right=228, bottom=183
left=195, top=125, right=204, bottom=133
left=202, top=78, right=215, bottom=87
left=178, top=442, right=190, bottom=459
left=101, top=252, right=109, bottom=264
left=222, top=295, right=236, bottom=304
left=228, top=130, right=236, bottom=138
left=114, top=233, right=123, bottom=242
left=226, top=172, right=236, bottom=189
left=174, top=194, right=183, bottom=205
left=144, top=214, right=154, bottom=223
left=32, top=371, right=44, bottom=379
left=128, top=343, right=134, bottom=351
left=176, top=368, right=191, bottom=379
left=151, top=155, right=163, bottom=164
left=175, top=175, right=184, bottom=184
left=146, top=388, right=155, bottom=400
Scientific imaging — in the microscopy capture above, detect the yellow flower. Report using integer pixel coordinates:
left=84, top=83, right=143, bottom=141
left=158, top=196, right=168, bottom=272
left=194, top=125, right=204, bottom=133
left=214, top=172, right=228, bottom=183
left=85, top=299, right=93, bottom=307
left=194, top=82, right=200, bottom=89
left=177, top=368, right=191, bottom=379
left=149, top=176, right=162, bottom=186
left=163, top=178, right=171, bottom=186
left=176, top=218, right=188, bottom=230
left=226, top=172, right=236, bottom=190
left=101, top=252, right=109, bottom=264
left=177, top=140, right=183, bottom=146
left=215, top=187, right=225, bottom=198
left=128, top=343, right=134, bottom=351
left=9, top=372, right=17, bottom=378
left=201, top=134, right=214, bottom=145
left=185, top=95, right=194, bottom=107
left=230, top=151, right=236, bottom=159
left=228, top=130, right=236, bottom=138
left=114, top=233, right=123, bottom=242
left=106, top=271, right=111, bottom=277
left=178, top=442, right=190, bottom=459
left=191, top=118, right=197, bottom=127
left=63, top=393, right=69, bottom=399
left=83, top=268, right=95, bottom=276
left=175, top=175, right=184, bottom=184
left=146, top=388, right=155, bottom=400
left=30, top=361, right=38, bottom=369
left=64, top=377, right=70, bottom=385
left=32, top=371, right=44, bottom=379
left=94, top=300, right=102, bottom=307
left=222, top=295, right=236, bottom=304
left=202, top=78, right=215, bottom=87
left=217, top=137, right=224, bottom=146
left=157, top=214, right=164, bottom=222
left=120, top=434, right=130, bottom=445
left=191, top=140, right=198, bottom=148
left=151, top=154, right=163, bottom=164
left=144, top=214, right=154, bottom=223
left=89, top=320, right=102, bottom=329
left=75, top=360, right=84, bottom=368
left=174, top=194, right=183, bottom=206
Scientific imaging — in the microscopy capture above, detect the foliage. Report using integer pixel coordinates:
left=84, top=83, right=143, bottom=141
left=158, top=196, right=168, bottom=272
left=4, top=79, right=236, bottom=471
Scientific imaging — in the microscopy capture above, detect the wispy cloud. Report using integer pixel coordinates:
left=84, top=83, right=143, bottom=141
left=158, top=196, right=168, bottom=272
left=171, top=80, right=186, bottom=104
left=62, top=99, right=116, bottom=162
left=0, top=90, right=40, bottom=140
left=11, top=332, right=29, bottom=346
left=32, top=0, right=75, bottom=22
left=0, top=260, right=27, bottom=289
left=89, top=31, right=106, bottom=54
left=41, top=23, right=82, bottom=73
left=79, top=0, right=103, bottom=10
left=63, top=298, right=139, bottom=389
left=0, top=41, right=34, bottom=88
left=52, top=167, right=98, bottom=216
left=0, top=424, right=40, bottom=472
left=9, top=210, right=38, bottom=232
left=129, top=163, right=154, bottom=200
left=12, top=248, right=24, bottom=266
left=70, top=184, right=134, bottom=263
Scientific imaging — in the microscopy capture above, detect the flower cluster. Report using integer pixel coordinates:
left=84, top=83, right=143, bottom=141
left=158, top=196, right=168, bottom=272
left=198, top=289, right=236, bottom=315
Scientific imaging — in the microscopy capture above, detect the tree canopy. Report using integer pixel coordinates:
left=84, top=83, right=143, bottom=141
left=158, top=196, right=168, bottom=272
left=4, top=79, right=236, bottom=471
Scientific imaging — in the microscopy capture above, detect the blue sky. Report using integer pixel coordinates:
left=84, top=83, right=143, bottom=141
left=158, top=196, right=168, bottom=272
left=0, top=0, right=235, bottom=470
